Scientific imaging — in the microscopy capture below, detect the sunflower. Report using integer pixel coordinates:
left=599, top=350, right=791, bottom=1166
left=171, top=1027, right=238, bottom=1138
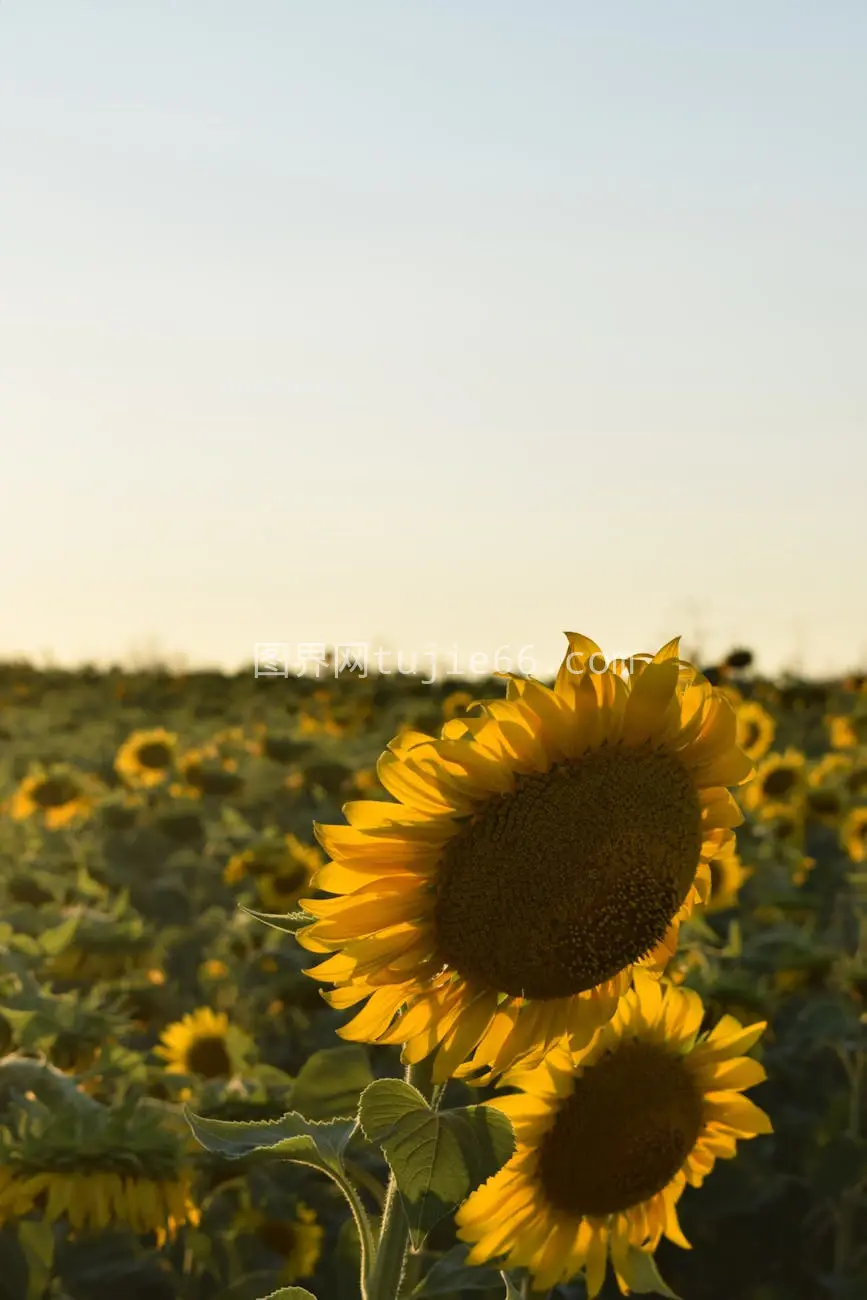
left=235, top=1202, right=324, bottom=1282
left=298, top=632, right=752, bottom=1082
left=48, top=922, right=157, bottom=982
left=0, top=1112, right=199, bottom=1244
left=705, top=839, right=752, bottom=912
left=225, top=834, right=323, bottom=913
left=178, top=746, right=243, bottom=797
left=9, top=764, right=103, bottom=829
left=828, top=714, right=859, bottom=750
left=156, top=1008, right=253, bottom=1079
left=841, top=807, right=867, bottom=863
left=804, top=753, right=849, bottom=824
left=115, top=727, right=177, bottom=788
left=735, top=701, right=775, bottom=763
left=743, top=748, right=806, bottom=812
left=455, top=973, right=771, bottom=1296
left=843, top=752, right=867, bottom=800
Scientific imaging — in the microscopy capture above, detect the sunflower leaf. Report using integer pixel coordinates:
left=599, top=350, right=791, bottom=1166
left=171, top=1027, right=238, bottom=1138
left=254, top=1289, right=318, bottom=1300
left=288, top=1045, right=374, bottom=1121
left=358, top=1080, right=515, bottom=1249
left=621, top=1247, right=682, bottom=1298
left=410, top=1244, right=504, bottom=1295
left=184, top=1108, right=355, bottom=1176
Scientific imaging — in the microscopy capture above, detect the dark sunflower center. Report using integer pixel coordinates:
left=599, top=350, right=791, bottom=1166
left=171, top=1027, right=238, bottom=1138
left=34, top=777, right=79, bottom=808
left=538, top=1039, right=704, bottom=1216
left=270, top=866, right=308, bottom=895
left=743, top=721, right=760, bottom=750
left=258, top=1218, right=298, bottom=1254
left=186, top=1035, right=232, bottom=1078
left=846, top=769, right=867, bottom=797
left=807, top=789, right=840, bottom=815
left=433, top=744, right=703, bottom=999
left=763, top=767, right=796, bottom=798
left=137, top=742, right=172, bottom=769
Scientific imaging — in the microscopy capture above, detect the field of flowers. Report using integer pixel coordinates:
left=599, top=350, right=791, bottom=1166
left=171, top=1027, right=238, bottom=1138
left=0, top=637, right=865, bottom=1300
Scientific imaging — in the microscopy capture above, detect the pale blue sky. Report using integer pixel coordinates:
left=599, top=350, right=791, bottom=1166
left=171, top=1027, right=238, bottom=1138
left=2, top=2, right=865, bottom=677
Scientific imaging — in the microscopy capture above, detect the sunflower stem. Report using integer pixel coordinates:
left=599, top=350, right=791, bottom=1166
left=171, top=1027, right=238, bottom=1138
left=366, top=1056, right=436, bottom=1300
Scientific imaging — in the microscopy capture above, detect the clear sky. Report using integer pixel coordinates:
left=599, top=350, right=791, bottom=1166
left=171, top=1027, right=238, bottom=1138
left=2, top=2, right=865, bottom=678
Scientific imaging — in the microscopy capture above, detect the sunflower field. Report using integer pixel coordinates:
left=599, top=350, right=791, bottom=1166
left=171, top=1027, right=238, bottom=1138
left=0, top=635, right=866, bottom=1300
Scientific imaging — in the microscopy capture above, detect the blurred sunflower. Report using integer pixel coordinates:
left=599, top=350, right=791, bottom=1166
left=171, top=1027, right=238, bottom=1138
left=299, top=632, right=752, bottom=1082
left=0, top=1164, right=198, bottom=1241
left=49, top=920, right=157, bottom=982
left=455, top=973, right=770, bottom=1296
left=115, top=727, right=177, bottom=788
left=179, top=746, right=244, bottom=797
left=224, top=833, right=323, bottom=913
left=9, top=764, right=103, bottom=830
left=844, top=752, right=867, bottom=800
left=828, top=714, right=860, bottom=750
left=735, top=700, right=775, bottom=763
left=235, top=1201, right=324, bottom=1282
left=156, top=1008, right=253, bottom=1079
left=706, top=839, right=752, bottom=912
left=0, top=1112, right=198, bottom=1243
left=841, top=807, right=867, bottom=863
left=743, top=748, right=806, bottom=812
left=804, top=754, right=849, bottom=824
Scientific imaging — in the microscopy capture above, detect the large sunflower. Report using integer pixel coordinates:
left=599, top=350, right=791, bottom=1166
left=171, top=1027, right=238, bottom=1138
left=298, top=633, right=752, bottom=1082
left=115, top=727, right=177, bottom=788
left=156, top=1008, right=253, bottom=1080
left=455, top=973, right=771, bottom=1296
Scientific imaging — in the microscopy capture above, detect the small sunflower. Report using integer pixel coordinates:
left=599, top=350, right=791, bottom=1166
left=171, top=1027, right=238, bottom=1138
left=804, top=754, right=849, bottom=824
left=754, top=800, right=806, bottom=848
left=9, top=764, right=103, bottom=830
left=743, top=748, right=806, bottom=812
left=828, top=714, right=859, bottom=750
left=179, top=747, right=244, bottom=797
left=224, top=833, right=323, bottom=916
left=735, top=701, right=775, bottom=763
left=299, top=633, right=752, bottom=1082
left=235, top=1201, right=324, bottom=1282
left=455, top=973, right=771, bottom=1296
left=705, top=839, right=752, bottom=912
left=115, top=727, right=177, bottom=788
left=843, top=752, right=867, bottom=800
left=156, top=1008, right=253, bottom=1080
left=49, top=921, right=157, bottom=982
left=842, top=807, right=867, bottom=863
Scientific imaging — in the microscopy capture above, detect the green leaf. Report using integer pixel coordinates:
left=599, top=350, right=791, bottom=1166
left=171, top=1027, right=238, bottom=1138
left=359, top=1080, right=515, bottom=1249
left=36, top=915, right=80, bottom=957
left=412, top=1244, right=504, bottom=1295
left=288, top=1045, right=373, bottom=1121
left=255, top=1289, right=318, bottom=1300
left=499, top=1275, right=523, bottom=1300
left=621, top=1248, right=682, bottom=1298
left=185, top=1108, right=355, bottom=1177
left=18, top=1219, right=55, bottom=1300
